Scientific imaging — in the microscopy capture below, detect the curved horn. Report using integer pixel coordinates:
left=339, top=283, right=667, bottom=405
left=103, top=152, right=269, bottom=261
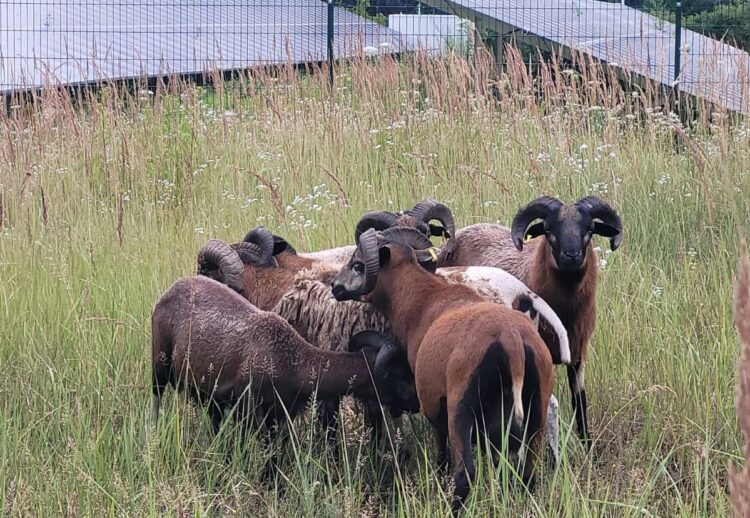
left=240, top=226, right=276, bottom=266
left=357, top=228, right=381, bottom=296
left=408, top=199, right=456, bottom=244
left=348, top=330, right=396, bottom=353
left=197, top=239, right=245, bottom=293
left=510, top=196, right=564, bottom=251
left=374, top=340, right=402, bottom=380
left=380, top=227, right=434, bottom=251
left=576, top=196, right=623, bottom=251
left=355, top=211, right=400, bottom=243
left=348, top=330, right=402, bottom=384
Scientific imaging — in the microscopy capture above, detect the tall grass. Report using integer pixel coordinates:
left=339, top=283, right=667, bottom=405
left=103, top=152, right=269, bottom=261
left=0, top=50, right=748, bottom=516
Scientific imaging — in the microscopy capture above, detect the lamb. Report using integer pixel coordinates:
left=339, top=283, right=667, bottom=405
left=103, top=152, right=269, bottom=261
left=150, top=267, right=418, bottom=438
left=331, top=227, right=554, bottom=512
left=439, top=195, right=623, bottom=448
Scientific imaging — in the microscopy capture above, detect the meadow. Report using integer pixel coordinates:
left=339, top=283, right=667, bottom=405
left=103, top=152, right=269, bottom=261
left=0, top=51, right=748, bottom=516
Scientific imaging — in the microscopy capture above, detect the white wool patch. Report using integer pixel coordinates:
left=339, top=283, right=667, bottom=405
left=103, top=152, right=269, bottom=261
left=272, top=276, right=390, bottom=352
left=455, top=266, right=571, bottom=365
left=299, top=245, right=357, bottom=265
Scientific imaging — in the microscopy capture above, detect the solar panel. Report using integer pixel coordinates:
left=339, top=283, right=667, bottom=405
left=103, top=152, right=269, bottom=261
left=0, top=1, right=408, bottom=93
left=421, top=0, right=750, bottom=113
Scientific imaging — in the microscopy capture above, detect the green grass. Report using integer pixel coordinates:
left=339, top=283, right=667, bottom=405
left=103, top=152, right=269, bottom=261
left=0, top=54, right=747, bottom=516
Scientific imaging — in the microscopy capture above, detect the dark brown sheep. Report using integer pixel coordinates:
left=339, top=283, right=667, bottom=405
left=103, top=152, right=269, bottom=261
left=195, top=236, right=404, bottom=445
left=331, top=227, right=554, bottom=513
left=150, top=274, right=418, bottom=436
left=439, top=195, right=622, bottom=448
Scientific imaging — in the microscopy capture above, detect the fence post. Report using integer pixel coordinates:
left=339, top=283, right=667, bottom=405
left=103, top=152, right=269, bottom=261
left=674, top=2, right=682, bottom=83
left=327, top=0, right=335, bottom=90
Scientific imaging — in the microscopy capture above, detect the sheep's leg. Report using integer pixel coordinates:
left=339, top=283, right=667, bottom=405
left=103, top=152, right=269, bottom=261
left=389, top=414, right=412, bottom=465
left=207, top=401, right=225, bottom=435
left=433, top=426, right=450, bottom=472
left=447, top=401, right=476, bottom=515
left=150, top=358, right=172, bottom=428
left=566, top=361, right=590, bottom=449
left=317, top=397, right=341, bottom=446
left=485, top=390, right=515, bottom=468
left=430, top=397, right=450, bottom=472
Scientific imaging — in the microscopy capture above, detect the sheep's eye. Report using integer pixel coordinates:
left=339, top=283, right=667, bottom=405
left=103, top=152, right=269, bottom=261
left=352, top=262, right=364, bottom=274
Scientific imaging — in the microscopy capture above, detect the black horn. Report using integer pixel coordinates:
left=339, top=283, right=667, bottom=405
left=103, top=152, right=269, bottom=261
left=358, top=228, right=381, bottom=296
left=511, top=196, right=564, bottom=251
left=380, top=227, right=434, bottom=251
left=197, top=240, right=245, bottom=293
left=355, top=211, right=400, bottom=243
left=407, top=199, right=457, bottom=254
left=348, top=330, right=397, bottom=353
left=348, top=331, right=403, bottom=381
left=240, top=226, right=276, bottom=266
left=381, top=227, right=439, bottom=272
left=577, top=196, right=623, bottom=251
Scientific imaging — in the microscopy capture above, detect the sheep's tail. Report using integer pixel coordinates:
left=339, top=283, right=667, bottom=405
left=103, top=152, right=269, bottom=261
left=529, top=293, right=571, bottom=365
left=507, top=337, right=526, bottom=428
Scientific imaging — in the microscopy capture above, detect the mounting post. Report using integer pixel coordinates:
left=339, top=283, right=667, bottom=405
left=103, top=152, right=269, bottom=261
left=674, top=2, right=682, bottom=83
left=327, top=0, right=335, bottom=90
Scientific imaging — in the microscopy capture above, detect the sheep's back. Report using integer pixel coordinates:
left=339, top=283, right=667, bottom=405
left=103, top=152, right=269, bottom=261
left=273, top=277, right=391, bottom=352
left=441, top=223, right=538, bottom=281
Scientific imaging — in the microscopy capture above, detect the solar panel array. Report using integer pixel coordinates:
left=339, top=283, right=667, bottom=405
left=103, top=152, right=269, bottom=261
left=1, top=1, right=748, bottom=113
left=419, top=0, right=749, bottom=113
left=0, top=1, right=407, bottom=93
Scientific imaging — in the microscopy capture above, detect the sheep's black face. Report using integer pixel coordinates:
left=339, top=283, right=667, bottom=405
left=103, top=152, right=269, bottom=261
left=514, top=196, right=622, bottom=275
left=376, top=357, right=420, bottom=416
left=331, top=253, right=368, bottom=301
left=331, top=241, right=383, bottom=301
left=542, top=206, right=594, bottom=272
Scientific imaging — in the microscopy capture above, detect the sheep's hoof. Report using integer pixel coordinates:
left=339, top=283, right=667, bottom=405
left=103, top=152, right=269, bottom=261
left=395, top=446, right=412, bottom=466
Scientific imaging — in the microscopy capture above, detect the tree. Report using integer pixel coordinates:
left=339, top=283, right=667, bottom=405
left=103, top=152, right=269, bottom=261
left=684, top=1, right=750, bottom=51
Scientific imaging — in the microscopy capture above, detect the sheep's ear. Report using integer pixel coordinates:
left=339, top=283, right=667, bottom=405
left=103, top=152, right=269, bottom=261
left=272, top=235, right=296, bottom=255
left=524, top=222, right=545, bottom=242
left=593, top=222, right=622, bottom=251
left=378, top=246, right=391, bottom=266
left=414, top=247, right=439, bottom=273
left=429, top=223, right=447, bottom=237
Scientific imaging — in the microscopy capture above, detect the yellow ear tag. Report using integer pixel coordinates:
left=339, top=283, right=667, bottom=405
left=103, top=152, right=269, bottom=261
left=428, top=248, right=439, bottom=262
left=524, top=234, right=532, bottom=244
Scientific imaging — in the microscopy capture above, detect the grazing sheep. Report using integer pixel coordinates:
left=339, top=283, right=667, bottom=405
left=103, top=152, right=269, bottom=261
left=438, top=266, right=570, bottom=365
left=150, top=273, right=418, bottom=436
left=197, top=236, right=404, bottom=443
left=439, top=195, right=623, bottom=447
left=331, top=227, right=554, bottom=512
left=199, top=229, right=568, bottom=455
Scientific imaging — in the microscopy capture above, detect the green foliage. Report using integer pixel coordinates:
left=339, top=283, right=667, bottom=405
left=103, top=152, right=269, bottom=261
left=348, top=0, right=387, bottom=26
left=684, top=1, right=750, bottom=50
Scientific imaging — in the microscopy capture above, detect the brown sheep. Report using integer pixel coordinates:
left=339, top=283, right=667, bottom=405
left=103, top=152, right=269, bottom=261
left=439, top=195, right=622, bottom=448
left=150, top=273, right=418, bottom=436
left=331, top=227, right=554, bottom=513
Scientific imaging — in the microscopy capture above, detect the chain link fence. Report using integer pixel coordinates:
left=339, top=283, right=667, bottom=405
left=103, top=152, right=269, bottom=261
left=1, top=1, right=749, bottom=112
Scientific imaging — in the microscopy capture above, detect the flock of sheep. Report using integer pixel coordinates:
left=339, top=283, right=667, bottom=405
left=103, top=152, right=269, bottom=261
left=150, top=195, right=623, bottom=512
